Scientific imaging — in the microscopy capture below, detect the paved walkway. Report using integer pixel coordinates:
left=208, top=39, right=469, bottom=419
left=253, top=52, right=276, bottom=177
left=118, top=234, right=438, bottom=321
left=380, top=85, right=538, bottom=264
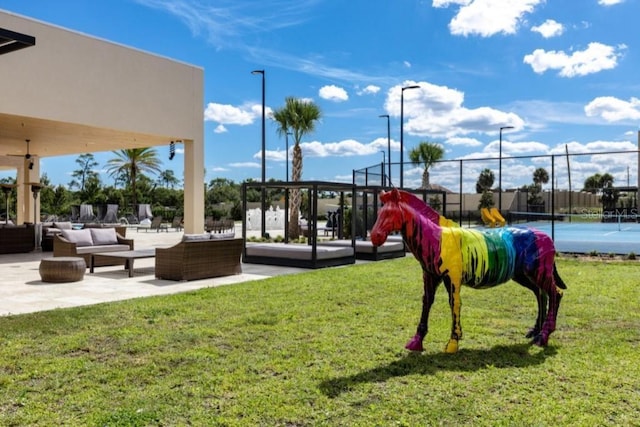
left=0, top=226, right=310, bottom=317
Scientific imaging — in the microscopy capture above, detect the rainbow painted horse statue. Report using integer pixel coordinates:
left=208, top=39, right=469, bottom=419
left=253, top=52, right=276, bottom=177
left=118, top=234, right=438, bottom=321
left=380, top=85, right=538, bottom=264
left=370, top=188, right=566, bottom=353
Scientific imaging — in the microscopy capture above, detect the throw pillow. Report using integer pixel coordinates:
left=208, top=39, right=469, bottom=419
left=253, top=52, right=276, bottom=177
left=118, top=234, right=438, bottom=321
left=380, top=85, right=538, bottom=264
left=61, top=229, right=94, bottom=247
left=53, top=221, right=73, bottom=230
left=90, top=228, right=118, bottom=245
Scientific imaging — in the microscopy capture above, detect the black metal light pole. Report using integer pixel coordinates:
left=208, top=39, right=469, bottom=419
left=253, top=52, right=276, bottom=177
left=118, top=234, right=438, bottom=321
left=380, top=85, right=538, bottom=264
left=400, top=85, right=420, bottom=189
left=380, top=150, right=386, bottom=186
left=379, top=114, right=391, bottom=187
left=285, top=131, right=292, bottom=182
left=498, top=125, right=514, bottom=211
left=252, top=69, right=266, bottom=237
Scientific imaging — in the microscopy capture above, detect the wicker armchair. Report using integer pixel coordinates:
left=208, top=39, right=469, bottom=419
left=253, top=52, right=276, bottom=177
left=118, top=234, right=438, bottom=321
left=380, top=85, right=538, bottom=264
left=155, top=238, right=242, bottom=281
left=0, top=224, right=35, bottom=254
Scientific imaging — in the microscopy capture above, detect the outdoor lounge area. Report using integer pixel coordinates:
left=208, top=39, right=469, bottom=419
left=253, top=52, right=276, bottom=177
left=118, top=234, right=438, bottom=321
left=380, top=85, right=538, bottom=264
left=241, top=181, right=359, bottom=269
left=0, top=227, right=316, bottom=316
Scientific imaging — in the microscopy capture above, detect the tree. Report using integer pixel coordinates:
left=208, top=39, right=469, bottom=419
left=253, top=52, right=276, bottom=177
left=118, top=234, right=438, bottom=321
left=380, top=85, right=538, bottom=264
left=476, top=168, right=495, bottom=209
left=69, top=153, right=99, bottom=191
left=157, top=169, right=180, bottom=189
left=533, top=167, right=549, bottom=187
left=528, top=168, right=549, bottom=208
left=105, top=148, right=163, bottom=212
left=475, top=168, right=495, bottom=194
left=582, top=173, right=614, bottom=194
left=272, top=97, right=322, bottom=238
left=207, top=178, right=241, bottom=205
left=408, top=142, right=444, bottom=189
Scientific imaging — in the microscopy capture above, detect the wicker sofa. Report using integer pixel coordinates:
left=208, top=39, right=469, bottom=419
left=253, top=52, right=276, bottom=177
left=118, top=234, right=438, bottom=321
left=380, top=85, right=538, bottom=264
left=0, top=224, right=35, bottom=254
left=42, top=222, right=126, bottom=251
left=53, top=227, right=133, bottom=267
left=155, top=235, right=242, bottom=281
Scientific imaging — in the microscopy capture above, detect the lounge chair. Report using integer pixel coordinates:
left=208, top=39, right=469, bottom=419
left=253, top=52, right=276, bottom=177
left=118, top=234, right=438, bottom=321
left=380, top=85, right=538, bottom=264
left=171, top=216, right=183, bottom=231
left=137, top=215, right=168, bottom=232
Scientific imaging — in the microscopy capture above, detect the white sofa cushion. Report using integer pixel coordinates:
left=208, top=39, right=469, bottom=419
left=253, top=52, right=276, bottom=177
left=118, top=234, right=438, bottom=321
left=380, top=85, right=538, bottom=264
left=210, top=232, right=235, bottom=240
left=182, top=233, right=211, bottom=242
left=75, top=244, right=131, bottom=254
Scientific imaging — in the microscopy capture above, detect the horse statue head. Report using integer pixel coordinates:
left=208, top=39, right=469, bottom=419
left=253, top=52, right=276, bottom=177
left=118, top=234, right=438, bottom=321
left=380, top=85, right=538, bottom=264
left=371, top=188, right=450, bottom=246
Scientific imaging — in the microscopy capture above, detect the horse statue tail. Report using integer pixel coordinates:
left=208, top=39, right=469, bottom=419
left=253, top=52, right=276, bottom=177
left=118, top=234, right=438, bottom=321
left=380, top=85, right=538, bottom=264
left=554, top=263, right=567, bottom=290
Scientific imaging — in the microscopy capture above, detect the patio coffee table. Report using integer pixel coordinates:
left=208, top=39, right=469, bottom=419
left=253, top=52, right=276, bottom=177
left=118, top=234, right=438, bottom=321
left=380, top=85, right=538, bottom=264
left=90, top=249, right=156, bottom=277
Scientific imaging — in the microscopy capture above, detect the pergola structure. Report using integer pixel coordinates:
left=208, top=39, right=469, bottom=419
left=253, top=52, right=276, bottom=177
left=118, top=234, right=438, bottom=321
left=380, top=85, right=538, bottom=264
left=0, top=10, right=205, bottom=233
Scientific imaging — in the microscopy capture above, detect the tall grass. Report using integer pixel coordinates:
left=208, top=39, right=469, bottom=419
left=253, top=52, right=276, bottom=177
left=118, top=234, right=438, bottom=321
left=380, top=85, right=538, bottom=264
left=1, top=257, right=639, bottom=426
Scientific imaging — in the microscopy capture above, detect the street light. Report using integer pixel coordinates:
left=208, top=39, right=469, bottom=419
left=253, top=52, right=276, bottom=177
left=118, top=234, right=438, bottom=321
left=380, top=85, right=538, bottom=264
left=379, top=114, right=391, bottom=187
left=498, top=125, right=514, bottom=211
left=251, top=69, right=266, bottom=237
left=380, top=150, right=386, bottom=186
left=285, top=131, right=292, bottom=182
left=400, top=85, right=420, bottom=189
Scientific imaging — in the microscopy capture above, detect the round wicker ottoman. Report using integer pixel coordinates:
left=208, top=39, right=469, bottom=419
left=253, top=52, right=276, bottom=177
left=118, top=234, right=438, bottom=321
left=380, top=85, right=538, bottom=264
left=39, top=257, right=86, bottom=283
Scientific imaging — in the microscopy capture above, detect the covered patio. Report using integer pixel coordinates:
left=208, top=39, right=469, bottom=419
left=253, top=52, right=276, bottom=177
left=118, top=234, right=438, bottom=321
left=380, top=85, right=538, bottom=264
left=0, top=11, right=205, bottom=234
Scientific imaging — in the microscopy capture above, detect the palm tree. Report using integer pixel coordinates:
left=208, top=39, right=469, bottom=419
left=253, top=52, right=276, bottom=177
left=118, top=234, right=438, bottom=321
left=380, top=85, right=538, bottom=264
left=408, top=142, right=444, bottom=189
left=533, top=167, right=549, bottom=187
left=476, top=168, right=495, bottom=194
left=157, top=169, right=179, bottom=189
left=272, top=97, right=322, bottom=238
left=105, top=148, right=163, bottom=212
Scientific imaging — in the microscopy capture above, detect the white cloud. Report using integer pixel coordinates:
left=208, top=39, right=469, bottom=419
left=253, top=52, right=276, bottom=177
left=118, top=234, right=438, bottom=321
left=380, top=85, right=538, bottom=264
left=214, top=124, right=227, bottom=133
left=531, top=19, right=564, bottom=38
left=598, top=0, right=624, bottom=5
left=485, top=139, right=550, bottom=156
left=403, top=61, right=412, bottom=68
left=445, top=136, right=483, bottom=147
left=584, top=96, right=640, bottom=122
left=298, top=137, right=392, bottom=158
left=434, top=0, right=543, bottom=37
left=204, top=102, right=266, bottom=125
left=432, top=0, right=471, bottom=6
left=319, top=85, right=349, bottom=102
left=358, top=85, right=381, bottom=95
left=523, top=42, right=625, bottom=77
left=229, top=162, right=260, bottom=168
left=383, top=81, right=525, bottom=138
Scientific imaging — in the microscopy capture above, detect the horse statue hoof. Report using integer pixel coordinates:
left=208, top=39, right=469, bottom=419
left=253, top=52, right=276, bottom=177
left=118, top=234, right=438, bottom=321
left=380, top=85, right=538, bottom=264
left=444, top=340, right=459, bottom=354
left=531, top=333, right=549, bottom=347
left=405, top=334, right=424, bottom=352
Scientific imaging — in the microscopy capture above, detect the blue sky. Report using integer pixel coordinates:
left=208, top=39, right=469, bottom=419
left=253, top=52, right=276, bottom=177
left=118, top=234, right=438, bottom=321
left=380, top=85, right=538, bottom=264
left=3, top=0, right=640, bottom=192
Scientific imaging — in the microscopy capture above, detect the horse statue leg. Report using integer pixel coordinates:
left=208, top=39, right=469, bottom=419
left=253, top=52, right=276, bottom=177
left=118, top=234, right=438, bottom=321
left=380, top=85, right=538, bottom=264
left=406, top=271, right=439, bottom=352
left=442, top=275, right=462, bottom=354
left=533, top=265, right=566, bottom=346
left=514, top=275, right=548, bottom=339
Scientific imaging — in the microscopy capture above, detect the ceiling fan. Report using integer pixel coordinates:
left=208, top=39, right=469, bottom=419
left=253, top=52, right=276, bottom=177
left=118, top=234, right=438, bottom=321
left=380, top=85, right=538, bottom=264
left=6, top=139, right=37, bottom=169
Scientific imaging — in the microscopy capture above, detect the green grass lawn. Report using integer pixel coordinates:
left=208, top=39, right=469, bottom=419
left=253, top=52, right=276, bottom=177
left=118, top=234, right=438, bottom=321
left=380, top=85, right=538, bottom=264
left=1, top=257, right=639, bottom=426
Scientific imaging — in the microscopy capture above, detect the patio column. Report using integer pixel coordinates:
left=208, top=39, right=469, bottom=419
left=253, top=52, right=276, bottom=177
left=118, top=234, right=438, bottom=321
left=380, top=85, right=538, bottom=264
left=183, top=138, right=205, bottom=234
left=16, top=157, right=40, bottom=224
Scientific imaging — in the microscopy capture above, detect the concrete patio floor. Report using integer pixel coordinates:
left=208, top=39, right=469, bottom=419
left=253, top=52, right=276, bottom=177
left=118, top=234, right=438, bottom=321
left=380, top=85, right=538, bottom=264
left=0, top=226, right=316, bottom=317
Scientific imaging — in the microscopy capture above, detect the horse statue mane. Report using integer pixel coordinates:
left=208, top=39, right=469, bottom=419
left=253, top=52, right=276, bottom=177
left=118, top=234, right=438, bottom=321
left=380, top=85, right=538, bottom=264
left=380, top=188, right=459, bottom=228
left=372, top=188, right=566, bottom=354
